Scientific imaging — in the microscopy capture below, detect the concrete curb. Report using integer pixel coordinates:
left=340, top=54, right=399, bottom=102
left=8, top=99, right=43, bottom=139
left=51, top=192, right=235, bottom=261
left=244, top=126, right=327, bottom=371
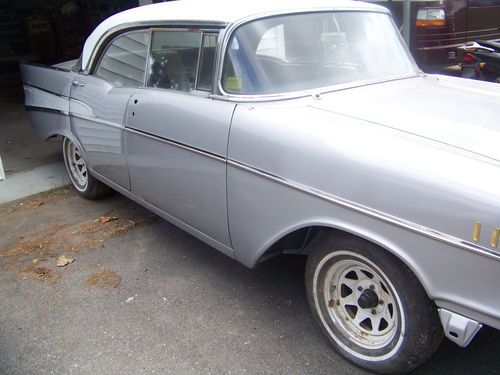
left=0, top=161, right=70, bottom=205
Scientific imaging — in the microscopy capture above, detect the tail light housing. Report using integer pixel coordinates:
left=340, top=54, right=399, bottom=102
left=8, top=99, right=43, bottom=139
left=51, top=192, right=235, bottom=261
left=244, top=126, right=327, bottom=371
left=416, top=8, right=446, bottom=27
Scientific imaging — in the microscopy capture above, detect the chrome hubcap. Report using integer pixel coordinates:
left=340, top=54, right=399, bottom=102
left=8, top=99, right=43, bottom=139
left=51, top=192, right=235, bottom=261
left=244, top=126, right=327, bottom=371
left=64, top=139, right=87, bottom=190
left=324, top=259, right=398, bottom=349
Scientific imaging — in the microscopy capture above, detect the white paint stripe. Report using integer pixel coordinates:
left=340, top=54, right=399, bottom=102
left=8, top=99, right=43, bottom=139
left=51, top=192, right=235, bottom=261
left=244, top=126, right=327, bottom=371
left=23, top=85, right=69, bottom=113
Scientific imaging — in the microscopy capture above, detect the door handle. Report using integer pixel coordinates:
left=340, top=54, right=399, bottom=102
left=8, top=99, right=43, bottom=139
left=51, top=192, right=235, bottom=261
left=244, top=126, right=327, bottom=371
left=72, top=81, right=85, bottom=87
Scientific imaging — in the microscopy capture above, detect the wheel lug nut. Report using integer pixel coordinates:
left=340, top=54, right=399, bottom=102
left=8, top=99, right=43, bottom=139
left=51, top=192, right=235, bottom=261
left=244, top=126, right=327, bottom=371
left=379, top=299, right=384, bottom=305
left=357, top=286, right=363, bottom=291
left=328, top=299, right=335, bottom=308
left=369, top=285, right=375, bottom=290
left=371, top=309, right=377, bottom=315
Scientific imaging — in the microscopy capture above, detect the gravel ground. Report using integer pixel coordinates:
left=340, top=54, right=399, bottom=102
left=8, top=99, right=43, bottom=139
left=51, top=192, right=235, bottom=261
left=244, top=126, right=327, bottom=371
left=0, top=188, right=499, bottom=375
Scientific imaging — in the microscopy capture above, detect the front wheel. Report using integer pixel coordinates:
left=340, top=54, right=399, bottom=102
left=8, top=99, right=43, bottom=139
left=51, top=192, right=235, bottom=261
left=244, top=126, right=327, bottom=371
left=305, top=233, right=442, bottom=374
left=62, top=137, right=109, bottom=200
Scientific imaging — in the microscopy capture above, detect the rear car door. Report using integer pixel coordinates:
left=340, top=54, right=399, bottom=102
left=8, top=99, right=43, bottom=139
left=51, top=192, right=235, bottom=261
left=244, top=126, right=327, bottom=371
left=125, top=29, right=235, bottom=249
left=69, top=30, right=150, bottom=190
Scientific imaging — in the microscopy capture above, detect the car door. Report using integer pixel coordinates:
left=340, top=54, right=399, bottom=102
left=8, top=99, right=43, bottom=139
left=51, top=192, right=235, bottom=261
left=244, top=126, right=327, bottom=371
left=69, top=30, right=150, bottom=190
left=125, top=29, right=235, bottom=249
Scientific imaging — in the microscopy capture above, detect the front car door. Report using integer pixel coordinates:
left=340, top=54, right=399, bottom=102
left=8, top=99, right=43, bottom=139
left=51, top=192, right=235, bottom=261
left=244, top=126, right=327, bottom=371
left=125, top=29, right=235, bottom=251
left=69, top=30, right=150, bottom=190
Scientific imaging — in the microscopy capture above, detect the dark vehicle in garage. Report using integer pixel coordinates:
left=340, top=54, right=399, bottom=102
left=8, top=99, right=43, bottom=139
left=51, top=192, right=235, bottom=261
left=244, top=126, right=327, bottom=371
left=369, top=0, right=500, bottom=67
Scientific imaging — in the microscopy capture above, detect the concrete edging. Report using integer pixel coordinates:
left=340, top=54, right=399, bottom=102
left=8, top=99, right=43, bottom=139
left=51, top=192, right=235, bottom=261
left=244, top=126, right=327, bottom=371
left=0, top=161, right=70, bottom=205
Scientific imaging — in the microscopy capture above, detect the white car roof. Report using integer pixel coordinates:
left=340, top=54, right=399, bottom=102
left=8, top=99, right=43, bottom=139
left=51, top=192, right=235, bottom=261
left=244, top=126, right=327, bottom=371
left=81, top=0, right=387, bottom=71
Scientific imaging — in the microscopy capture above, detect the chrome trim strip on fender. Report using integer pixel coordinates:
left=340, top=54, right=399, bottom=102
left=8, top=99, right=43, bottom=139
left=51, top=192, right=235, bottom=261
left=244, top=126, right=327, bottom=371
left=25, top=105, right=69, bottom=115
left=70, top=112, right=123, bottom=129
left=125, top=127, right=226, bottom=162
left=23, top=83, right=69, bottom=99
left=227, top=159, right=500, bottom=261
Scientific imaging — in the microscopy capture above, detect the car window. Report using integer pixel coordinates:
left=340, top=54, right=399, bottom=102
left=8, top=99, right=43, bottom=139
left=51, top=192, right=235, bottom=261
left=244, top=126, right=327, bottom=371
left=95, top=31, right=149, bottom=87
left=196, top=33, right=218, bottom=91
left=147, top=30, right=202, bottom=92
left=256, top=25, right=286, bottom=60
left=222, top=12, right=417, bottom=95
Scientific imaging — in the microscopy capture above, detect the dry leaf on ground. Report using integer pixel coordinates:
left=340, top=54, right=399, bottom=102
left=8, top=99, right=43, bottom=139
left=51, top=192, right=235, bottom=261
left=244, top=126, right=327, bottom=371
left=56, top=255, right=74, bottom=267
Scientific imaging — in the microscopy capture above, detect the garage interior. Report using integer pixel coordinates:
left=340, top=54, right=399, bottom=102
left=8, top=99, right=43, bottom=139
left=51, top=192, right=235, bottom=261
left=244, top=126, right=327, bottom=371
left=0, top=0, right=163, bottom=198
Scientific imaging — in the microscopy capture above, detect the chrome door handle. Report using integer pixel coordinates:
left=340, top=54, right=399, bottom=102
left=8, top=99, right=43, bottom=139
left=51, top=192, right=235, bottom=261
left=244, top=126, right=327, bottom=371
left=72, top=81, right=85, bottom=87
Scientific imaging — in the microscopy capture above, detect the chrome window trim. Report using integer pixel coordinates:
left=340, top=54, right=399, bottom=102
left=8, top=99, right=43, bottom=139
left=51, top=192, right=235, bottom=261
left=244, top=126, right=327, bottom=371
left=212, top=73, right=421, bottom=102
left=196, top=31, right=219, bottom=92
left=194, top=31, right=203, bottom=89
left=227, top=159, right=500, bottom=262
left=85, top=21, right=227, bottom=74
left=143, top=28, right=153, bottom=87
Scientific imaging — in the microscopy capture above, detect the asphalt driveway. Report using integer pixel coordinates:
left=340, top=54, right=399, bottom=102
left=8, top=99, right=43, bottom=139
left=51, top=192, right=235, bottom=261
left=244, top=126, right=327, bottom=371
left=0, top=188, right=499, bottom=374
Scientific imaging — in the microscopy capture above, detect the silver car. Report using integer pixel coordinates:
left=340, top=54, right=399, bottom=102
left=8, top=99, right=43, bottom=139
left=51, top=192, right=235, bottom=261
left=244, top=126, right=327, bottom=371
left=20, top=0, right=500, bottom=373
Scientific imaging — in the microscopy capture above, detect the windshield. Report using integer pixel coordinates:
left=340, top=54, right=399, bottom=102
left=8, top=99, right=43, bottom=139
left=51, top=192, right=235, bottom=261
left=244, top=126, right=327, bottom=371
left=222, top=11, right=418, bottom=95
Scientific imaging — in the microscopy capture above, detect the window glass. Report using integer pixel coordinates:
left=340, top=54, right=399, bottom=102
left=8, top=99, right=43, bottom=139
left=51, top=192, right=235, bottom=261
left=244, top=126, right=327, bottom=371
left=222, top=12, right=417, bottom=95
left=95, top=31, right=148, bottom=87
left=196, top=33, right=217, bottom=91
left=147, top=30, right=201, bottom=92
left=256, top=25, right=285, bottom=59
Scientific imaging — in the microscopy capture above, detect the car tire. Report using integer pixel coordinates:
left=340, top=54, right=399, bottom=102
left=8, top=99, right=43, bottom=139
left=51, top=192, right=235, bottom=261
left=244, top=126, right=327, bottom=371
left=62, top=137, right=109, bottom=200
left=305, top=232, right=443, bottom=374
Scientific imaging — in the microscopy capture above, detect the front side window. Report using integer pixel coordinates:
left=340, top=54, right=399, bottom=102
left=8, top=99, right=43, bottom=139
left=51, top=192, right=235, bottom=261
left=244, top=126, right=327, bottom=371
left=147, top=30, right=201, bottom=92
left=95, top=31, right=148, bottom=87
left=222, top=12, right=418, bottom=95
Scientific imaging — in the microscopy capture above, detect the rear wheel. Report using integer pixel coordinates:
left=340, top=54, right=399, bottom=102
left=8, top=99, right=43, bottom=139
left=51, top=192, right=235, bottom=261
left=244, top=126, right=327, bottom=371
left=305, top=233, right=442, bottom=374
left=63, top=137, right=109, bottom=200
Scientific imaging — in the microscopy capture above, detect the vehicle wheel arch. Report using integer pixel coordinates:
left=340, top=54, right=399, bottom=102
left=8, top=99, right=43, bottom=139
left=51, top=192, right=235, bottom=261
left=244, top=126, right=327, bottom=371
left=255, top=220, right=433, bottom=298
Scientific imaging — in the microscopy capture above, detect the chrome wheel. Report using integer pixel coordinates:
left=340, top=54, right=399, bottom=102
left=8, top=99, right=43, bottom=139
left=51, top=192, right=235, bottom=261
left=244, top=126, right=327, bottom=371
left=63, top=138, right=88, bottom=191
left=307, top=236, right=443, bottom=373
left=323, top=256, right=398, bottom=349
left=312, top=250, right=405, bottom=361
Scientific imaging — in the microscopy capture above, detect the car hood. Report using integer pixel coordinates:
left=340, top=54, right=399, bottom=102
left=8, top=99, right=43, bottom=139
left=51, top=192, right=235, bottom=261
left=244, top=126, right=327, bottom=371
left=313, top=74, right=500, bottom=162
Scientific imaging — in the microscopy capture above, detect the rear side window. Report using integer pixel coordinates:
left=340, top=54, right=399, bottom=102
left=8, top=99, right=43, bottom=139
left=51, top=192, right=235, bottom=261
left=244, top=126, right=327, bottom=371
left=95, top=31, right=149, bottom=87
left=147, top=30, right=201, bottom=92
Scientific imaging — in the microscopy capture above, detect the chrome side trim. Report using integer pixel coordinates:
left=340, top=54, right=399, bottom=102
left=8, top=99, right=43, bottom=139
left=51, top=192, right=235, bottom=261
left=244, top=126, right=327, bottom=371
left=23, top=83, right=68, bottom=99
left=70, top=112, right=123, bottom=129
left=227, top=159, right=500, bottom=261
left=25, top=105, right=69, bottom=116
left=125, top=127, right=226, bottom=162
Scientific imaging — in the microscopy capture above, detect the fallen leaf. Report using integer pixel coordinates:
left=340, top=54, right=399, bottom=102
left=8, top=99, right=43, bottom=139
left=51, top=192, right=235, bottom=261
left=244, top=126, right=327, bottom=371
left=32, top=258, right=39, bottom=264
left=56, top=255, right=74, bottom=267
left=99, top=216, right=118, bottom=224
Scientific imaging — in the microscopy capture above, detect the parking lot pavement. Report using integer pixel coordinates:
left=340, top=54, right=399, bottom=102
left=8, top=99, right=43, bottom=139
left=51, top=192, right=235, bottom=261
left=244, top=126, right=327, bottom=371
left=0, top=188, right=499, bottom=375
